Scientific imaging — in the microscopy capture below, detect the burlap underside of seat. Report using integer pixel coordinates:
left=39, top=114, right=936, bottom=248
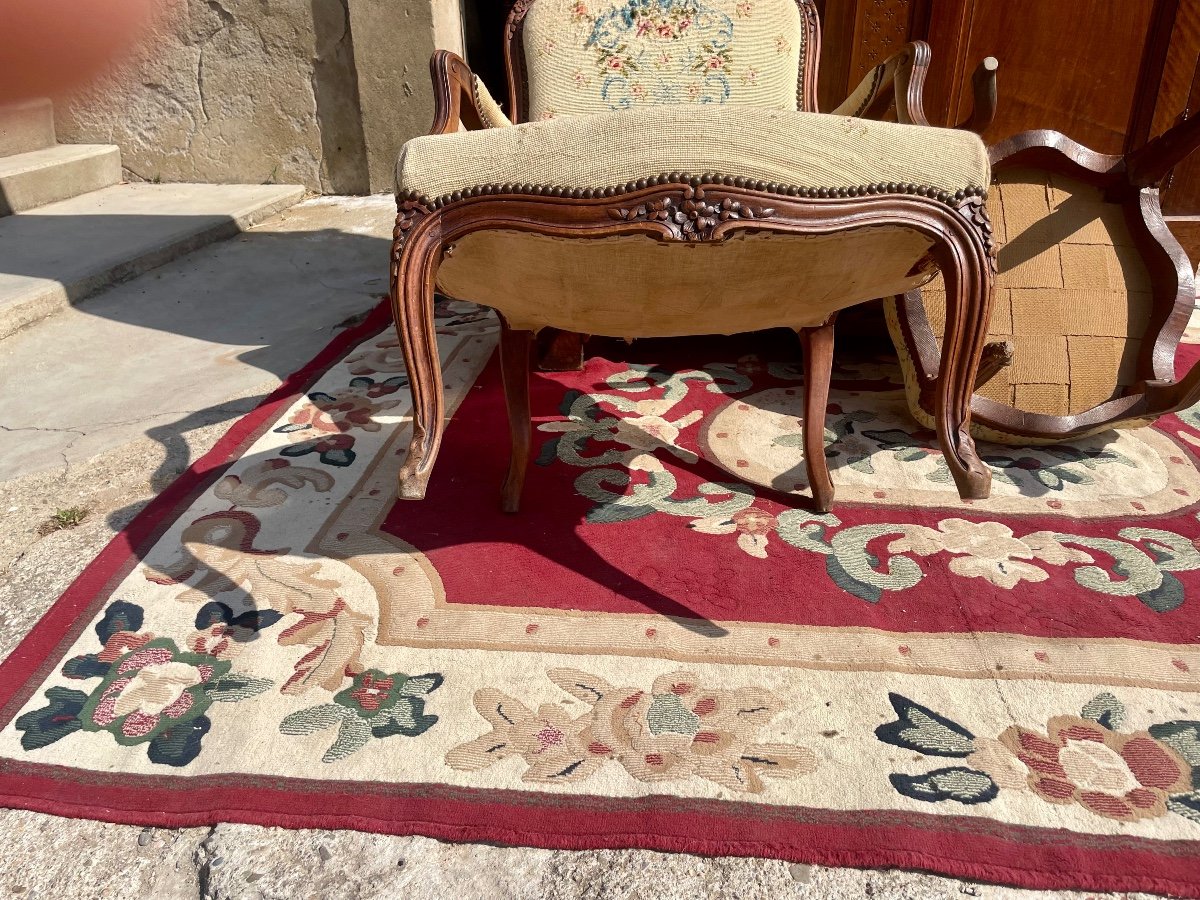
left=907, top=167, right=1151, bottom=423
left=437, top=227, right=934, bottom=336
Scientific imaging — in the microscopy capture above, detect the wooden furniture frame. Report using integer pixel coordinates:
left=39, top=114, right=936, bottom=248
left=891, top=117, right=1200, bottom=442
left=390, top=1, right=999, bottom=512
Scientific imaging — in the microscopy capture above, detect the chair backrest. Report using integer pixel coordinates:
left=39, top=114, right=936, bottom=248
left=504, top=0, right=820, bottom=123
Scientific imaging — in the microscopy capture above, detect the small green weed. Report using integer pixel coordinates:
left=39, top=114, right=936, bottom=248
left=39, top=507, right=88, bottom=535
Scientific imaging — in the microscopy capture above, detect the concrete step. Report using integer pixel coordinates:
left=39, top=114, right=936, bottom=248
left=0, top=196, right=393, bottom=482
left=0, top=182, right=306, bottom=339
left=0, top=144, right=122, bottom=215
left=0, top=99, right=56, bottom=157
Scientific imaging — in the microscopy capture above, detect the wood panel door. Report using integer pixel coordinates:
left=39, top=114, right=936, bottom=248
left=818, top=0, right=1200, bottom=257
left=1156, top=0, right=1200, bottom=217
left=925, top=0, right=1159, bottom=152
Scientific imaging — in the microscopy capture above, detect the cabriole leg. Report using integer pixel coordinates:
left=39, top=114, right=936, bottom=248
left=934, top=229, right=995, bottom=500
left=799, top=315, right=837, bottom=513
left=391, top=217, right=444, bottom=500
left=500, top=321, right=534, bottom=513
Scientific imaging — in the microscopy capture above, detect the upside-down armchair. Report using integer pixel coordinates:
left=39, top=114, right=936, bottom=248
left=390, top=0, right=998, bottom=512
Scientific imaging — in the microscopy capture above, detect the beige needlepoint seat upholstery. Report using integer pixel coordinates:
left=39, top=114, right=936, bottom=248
left=396, top=104, right=989, bottom=201
left=398, top=104, right=989, bottom=337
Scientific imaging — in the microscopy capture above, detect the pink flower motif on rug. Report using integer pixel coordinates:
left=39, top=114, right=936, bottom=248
left=689, top=506, right=779, bottom=558
left=446, top=669, right=816, bottom=792
left=877, top=691, right=1200, bottom=824
left=15, top=601, right=272, bottom=767
left=273, top=378, right=405, bottom=467
left=1000, top=716, right=1192, bottom=821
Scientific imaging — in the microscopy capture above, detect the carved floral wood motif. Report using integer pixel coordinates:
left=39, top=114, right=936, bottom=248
left=953, top=193, right=996, bottom=273
left=607, top=189, right=778, bottom=242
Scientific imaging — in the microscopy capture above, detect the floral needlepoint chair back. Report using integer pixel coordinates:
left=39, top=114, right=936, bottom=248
left=388, top=0, right=1002, bottom=513
left=521, top=0, right=807, bottom=120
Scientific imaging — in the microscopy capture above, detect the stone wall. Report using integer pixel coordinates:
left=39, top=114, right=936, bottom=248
left=55, top=0, right=463, bottom=193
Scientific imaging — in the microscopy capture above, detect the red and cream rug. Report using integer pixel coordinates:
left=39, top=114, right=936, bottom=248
left=2, top=300, right=1199, bottom=896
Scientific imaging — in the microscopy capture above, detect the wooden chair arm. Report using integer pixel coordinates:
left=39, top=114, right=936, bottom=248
left=1125, top=112, right=1200, bottom=189
left=952, top=57, right=999, bottom=134
left=428, top=50, right=492, bottom=135
left=830, top=42, right=932, bottom=127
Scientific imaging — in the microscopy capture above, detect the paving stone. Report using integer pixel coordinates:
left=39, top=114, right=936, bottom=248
left=198, top=827, right=1151, bottom=900
left=0, top=194, right=391, bottom=481
left=0, top=809, right=205, bottom=899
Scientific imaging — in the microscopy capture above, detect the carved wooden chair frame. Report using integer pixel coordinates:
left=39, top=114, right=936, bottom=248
left=890, top=118, right=1200, bottom=443
left=389, top=1, right=999, bottom=512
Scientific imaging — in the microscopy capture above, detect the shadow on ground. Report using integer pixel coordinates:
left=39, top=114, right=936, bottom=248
left=0, top=204, right=394, bottom=484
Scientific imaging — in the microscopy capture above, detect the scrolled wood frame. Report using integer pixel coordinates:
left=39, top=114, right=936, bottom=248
left=390, top=176, right=997, bottom=506
left=891, top=125, right=1200, bottom=443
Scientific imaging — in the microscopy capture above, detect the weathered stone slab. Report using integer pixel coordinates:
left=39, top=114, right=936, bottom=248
left=0, top=195, right=391, bottom=481
left=0, top=99, right=56, bottom=158
left=0, top=144, right=121, bottom=215
left=0, top=181, right=305, bottom=339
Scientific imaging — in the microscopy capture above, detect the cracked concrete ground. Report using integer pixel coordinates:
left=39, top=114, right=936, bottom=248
left=0, top=196, right=1161, bottom=899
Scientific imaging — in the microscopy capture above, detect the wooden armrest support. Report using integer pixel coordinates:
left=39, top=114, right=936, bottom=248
left=1125, top=112, right=1200, bottom=189
left=953, top=57, right=999, bottom=134
left=974, top=339, right=1013, bottom=389
left=428, top=49, right=487, bottom=135
left=832, top=42, right=932, bottom=127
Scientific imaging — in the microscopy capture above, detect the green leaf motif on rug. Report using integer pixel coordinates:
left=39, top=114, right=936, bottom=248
left=280, top=705, right=372, bottom=763
left=207, top=675, right=274, bottom=703
left=14, top=601, right=274, bottom=768
left=646, top=693, right=701, bottom=736
left=1081, top=692, right=1125, bottom=730
left=1149, top=721, right=1200, bottom=779
left=534, top=362, right=1200, bottom=612
left=279, top=669, right=443, bottom=763
left=147, top=715, right=212, bottom=767
left=14, top=687, right=88, bottom=751
left=1167, top=793, right=1200, bottom=823
left=890, top=767, right=999, bottom=805
left=876, top=693, right=976, bottom=757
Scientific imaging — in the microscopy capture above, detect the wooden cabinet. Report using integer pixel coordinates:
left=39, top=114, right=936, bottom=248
left=816, top=0, right=1200, bottom=256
